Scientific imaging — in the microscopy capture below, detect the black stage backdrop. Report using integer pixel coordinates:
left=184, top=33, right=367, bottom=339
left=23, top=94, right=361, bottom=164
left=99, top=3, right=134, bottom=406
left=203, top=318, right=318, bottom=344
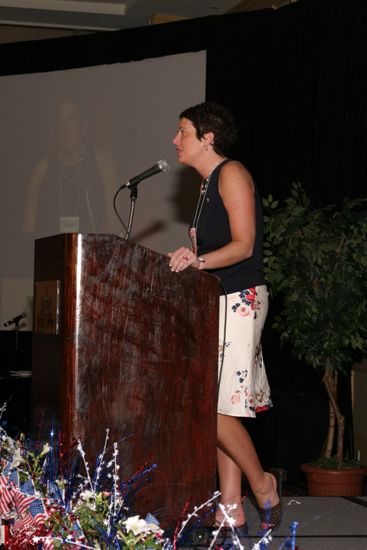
left=1, top=0, right=366, bottom=482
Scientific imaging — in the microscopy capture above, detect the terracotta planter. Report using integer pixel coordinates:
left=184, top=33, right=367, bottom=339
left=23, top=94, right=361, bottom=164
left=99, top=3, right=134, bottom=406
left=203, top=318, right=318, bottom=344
left=301, top=463, right=366, bottom=496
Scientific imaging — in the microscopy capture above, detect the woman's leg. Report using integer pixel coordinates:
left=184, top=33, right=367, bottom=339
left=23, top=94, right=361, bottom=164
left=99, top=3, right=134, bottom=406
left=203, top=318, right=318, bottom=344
left=216, top=287, right=279, bottom=527
left=216, top=447, right=246, bottom=526
left=217, top=413, right=279, bottom=511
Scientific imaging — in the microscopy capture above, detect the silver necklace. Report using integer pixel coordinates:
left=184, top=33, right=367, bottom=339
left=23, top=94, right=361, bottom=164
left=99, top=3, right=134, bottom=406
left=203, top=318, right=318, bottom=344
left=189, top=159, right=226, bottom=254
left=192, top=159, right=226, bottom=229
left=191, top=174, right=211, bottom=230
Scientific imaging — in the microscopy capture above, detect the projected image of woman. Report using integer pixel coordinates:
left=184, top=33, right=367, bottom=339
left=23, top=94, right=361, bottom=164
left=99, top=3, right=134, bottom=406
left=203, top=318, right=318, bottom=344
left=169, top=101, right=281, bottom=537
left=23, top=97, right=119, bottom=236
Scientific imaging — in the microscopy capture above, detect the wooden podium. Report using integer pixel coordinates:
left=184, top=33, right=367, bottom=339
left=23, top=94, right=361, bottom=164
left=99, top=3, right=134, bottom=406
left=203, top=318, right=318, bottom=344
left=31, top=233, right=219, bottom=526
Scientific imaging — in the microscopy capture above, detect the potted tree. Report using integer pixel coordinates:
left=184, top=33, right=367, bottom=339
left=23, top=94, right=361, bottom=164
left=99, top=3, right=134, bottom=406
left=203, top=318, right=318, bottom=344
left=262, top=183, right=367, bottom=495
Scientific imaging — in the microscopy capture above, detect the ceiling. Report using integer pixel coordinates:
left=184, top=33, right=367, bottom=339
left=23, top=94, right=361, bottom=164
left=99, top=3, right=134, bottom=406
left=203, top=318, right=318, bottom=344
left=0, top=0, right=297, bottom=32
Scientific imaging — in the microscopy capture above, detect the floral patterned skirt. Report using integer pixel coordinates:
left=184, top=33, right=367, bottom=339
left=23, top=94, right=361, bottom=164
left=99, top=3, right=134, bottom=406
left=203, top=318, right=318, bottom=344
left=217, top=285, right=272, bottom=418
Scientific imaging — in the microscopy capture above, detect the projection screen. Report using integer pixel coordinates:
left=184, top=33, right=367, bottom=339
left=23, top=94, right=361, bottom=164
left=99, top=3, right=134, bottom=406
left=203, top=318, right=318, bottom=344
left=0, top=50, right=206, bottom=328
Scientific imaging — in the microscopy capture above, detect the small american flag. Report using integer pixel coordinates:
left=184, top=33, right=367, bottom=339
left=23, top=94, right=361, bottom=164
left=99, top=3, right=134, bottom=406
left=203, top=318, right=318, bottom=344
left=0, top=470, right=48, bottom=535
left=0, top=474, right=19, bottom=516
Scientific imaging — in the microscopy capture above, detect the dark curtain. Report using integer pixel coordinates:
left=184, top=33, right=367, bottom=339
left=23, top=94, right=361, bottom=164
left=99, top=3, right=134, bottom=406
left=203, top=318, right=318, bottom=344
left=207, top=0, right=367, bottom=206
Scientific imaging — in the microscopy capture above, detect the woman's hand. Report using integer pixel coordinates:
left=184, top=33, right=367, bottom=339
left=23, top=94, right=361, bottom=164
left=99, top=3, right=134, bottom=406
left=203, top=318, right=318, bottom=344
left=168, top=247, right=201, bottom=272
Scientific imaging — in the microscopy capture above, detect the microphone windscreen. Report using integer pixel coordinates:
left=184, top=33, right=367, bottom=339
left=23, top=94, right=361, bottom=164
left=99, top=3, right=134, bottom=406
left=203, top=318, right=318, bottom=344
left=158, top=159, right=169, bottom=172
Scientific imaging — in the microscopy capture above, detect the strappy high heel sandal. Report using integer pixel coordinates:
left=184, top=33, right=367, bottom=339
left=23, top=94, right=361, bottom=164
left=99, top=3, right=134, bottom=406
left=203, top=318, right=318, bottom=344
left=258, top=468, right=286, bottom=531
left=259, top=501, right=282, bottom=531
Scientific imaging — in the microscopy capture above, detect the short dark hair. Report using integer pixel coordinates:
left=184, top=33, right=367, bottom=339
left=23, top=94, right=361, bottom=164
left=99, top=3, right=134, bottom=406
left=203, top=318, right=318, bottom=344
left=179, top=101, right=238, bottom=156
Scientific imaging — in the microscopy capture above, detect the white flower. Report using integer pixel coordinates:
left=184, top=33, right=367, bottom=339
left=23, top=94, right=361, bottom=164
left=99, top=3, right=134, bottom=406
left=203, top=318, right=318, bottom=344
left=123, top=515, right=162, bottom=536
left=11, top=447, right=25, bottom=468
left=79, top=489, right=96, bottom=504
left=39, top=443, right=51, bottom=457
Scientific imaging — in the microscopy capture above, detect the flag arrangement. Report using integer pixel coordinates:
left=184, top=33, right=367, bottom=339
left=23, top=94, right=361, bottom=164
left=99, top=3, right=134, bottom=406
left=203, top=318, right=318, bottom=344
left=0, top=405, right=298, bottom=549
left=0, top=423, right=170, bottom=549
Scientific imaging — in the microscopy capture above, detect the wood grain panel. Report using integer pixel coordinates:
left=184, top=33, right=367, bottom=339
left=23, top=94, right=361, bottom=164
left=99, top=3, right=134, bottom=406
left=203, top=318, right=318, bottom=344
left=32, top=233, right=219, bottom=527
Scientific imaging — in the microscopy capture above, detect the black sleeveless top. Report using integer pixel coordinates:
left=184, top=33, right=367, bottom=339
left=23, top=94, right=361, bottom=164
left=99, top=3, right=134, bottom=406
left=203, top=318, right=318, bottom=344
left=196, top=159, right=265, bottom=295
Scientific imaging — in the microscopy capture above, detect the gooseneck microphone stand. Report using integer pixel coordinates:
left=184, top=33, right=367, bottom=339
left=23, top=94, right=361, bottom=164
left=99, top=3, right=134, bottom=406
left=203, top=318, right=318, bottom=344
left=3, top=313, right=27, bottom=354
left=3, top=313, right=27, bottom=371
left=112, top=183, right=138, bottom=241
left=112, top=160, right=169, bottom=240
left=124, top=184, right=138, bottom=241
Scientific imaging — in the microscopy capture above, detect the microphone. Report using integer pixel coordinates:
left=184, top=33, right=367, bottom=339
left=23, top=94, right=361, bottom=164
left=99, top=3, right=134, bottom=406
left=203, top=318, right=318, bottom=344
left=124, top=159, right=169, bottom=189
left=4, top=312, right=27, bottom=327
